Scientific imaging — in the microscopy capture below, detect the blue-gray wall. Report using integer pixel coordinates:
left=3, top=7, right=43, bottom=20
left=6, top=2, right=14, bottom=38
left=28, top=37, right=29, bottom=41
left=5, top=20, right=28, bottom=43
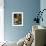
left=40, top=0, right=46, bottom=27
left=4, top=0, right=40, bottom=42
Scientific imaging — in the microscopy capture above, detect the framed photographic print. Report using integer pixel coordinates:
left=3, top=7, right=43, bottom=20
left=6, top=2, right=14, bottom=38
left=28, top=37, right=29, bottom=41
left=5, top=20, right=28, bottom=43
left=12, top=12, right=23, bottom=26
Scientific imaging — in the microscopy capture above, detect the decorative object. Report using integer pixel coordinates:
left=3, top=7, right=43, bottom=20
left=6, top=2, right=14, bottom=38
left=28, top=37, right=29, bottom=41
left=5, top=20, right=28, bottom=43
left=17, top=32, right=34, bottom=46
left=12, top=12, right=23, bottom=26
left=33, top=9, right=46, bottom=24
left=23, top=32, right=33, bottom=46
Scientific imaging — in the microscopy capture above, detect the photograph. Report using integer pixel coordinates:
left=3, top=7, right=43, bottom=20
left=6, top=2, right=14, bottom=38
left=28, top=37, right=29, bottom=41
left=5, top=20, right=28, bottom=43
left=12, top=12, right=23, bottom=26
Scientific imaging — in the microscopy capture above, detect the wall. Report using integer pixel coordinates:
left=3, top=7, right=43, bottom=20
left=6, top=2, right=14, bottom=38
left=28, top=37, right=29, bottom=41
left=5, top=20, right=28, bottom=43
left=40, top=0, right=46, bottom=27
left=4, top=0, right=40, bottom=42
left=0, top=0, right=4, bottom=42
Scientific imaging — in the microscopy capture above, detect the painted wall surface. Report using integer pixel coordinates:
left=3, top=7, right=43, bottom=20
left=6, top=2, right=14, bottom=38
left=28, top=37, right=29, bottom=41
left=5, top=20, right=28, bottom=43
left=4, top=0, right=40, bottom=42
left=40, top=0, right=46, bottom=27
left=0, top=0, right=4, bottom=42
